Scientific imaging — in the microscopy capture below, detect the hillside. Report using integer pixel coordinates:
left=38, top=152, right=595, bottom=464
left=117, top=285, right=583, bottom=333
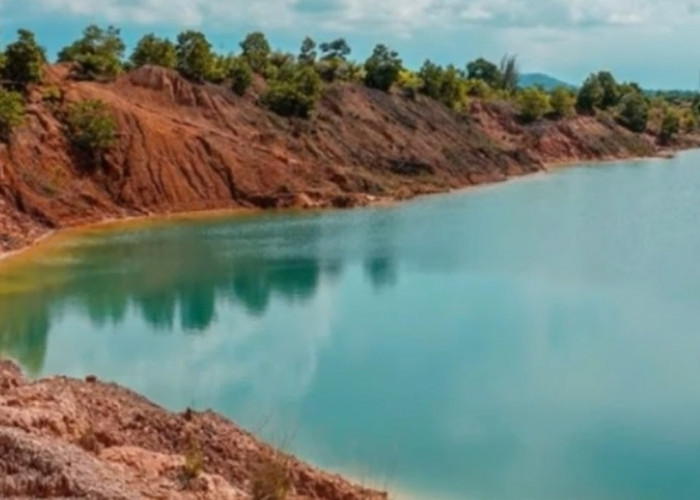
left=0, top=64, right=692, bottom=254
left=0, top=360, right=385, bottom=499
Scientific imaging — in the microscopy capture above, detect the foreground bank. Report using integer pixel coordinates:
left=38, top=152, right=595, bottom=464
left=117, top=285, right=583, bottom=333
left=0, top=360, right=384, bottom=499
left=1, top=64, right=697, bottom=255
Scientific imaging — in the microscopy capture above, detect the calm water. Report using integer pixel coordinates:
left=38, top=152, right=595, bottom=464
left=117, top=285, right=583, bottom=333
left=3, top=151, right=700, bottom=499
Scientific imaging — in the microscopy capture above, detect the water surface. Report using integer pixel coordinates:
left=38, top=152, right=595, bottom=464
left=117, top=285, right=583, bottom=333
left=3, top=152, right=700, bottom=499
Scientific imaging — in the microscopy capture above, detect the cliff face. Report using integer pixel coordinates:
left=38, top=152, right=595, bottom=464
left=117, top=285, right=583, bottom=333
left=0, top=65, right=675, bottom=252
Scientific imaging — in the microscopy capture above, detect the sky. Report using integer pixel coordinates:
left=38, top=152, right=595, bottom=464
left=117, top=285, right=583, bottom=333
left=1, top=0, right=699, bottom=89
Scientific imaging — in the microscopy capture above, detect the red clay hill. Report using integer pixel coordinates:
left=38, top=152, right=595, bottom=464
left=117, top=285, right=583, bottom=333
left=0, top=64, right=692, bottom=252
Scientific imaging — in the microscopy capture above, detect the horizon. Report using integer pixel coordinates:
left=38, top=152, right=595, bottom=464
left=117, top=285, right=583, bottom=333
left=1, top=0, right=699, bottom=91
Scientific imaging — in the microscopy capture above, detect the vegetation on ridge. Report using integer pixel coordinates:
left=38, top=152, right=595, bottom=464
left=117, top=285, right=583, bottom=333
left=0, top=24, right=697, bottom=148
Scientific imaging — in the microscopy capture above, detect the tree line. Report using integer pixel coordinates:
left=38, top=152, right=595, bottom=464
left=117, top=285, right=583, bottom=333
left=0, top=25, right=696, bottom=154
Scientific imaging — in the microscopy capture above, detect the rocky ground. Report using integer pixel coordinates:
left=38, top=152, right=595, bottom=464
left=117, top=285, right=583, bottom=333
left=0, top=360, right=385, bottom=499
left=2, top=64, right=694, bottom=254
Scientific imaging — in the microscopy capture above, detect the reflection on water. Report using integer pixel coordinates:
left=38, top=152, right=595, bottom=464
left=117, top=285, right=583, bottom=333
left=4, top=151, right=700, bottom=499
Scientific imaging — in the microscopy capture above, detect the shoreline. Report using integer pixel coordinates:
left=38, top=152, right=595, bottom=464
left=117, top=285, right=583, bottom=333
left=0, top=148, right=691, bottom=267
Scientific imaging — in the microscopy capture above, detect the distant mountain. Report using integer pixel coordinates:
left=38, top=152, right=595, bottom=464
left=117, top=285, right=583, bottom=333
left=519, top=73, right=575, bottom=90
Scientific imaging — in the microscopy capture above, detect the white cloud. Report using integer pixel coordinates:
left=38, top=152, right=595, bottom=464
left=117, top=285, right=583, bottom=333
left=11, top=0, right=700, bottom=33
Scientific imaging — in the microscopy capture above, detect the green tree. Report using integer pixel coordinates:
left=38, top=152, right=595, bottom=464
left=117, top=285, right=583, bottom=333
left=229, top=57, right=253, bottom=96
left=130, top=34, right=176, bottom=69
left=58, top=25, right=125, bottom=80
left=596, top=71, right=621, bottom=109
left=550, top=86, right=576, bottom=118
left=364, top=44, right=402, bottom=92
left=319, top=39, right=351, bottom=61
left=240, top=32, right=271, bottom=74
left=0, top=88, right=25, bottom=142
left=499, top=54, right=519, bottom=94
left=298, top=37, right=317, bottom=65
left=466, top=58, right=501, bottom=88
left=64, top=99, right=118, bottom=161
left=439, top=65, right=467, bottom=110
left=576, top=74, right=604, bottom=114
left=316, top=39, right=351, bottom=82
left=518, top=87, right=550, bottom=123
left=418, top=60, right=444, bottom=100
left=659, top=108, right=681, bottom=144
left=261, top=65, right=322, bottom=118
left=617, top=92, right=649, bottom=132
left=2, top=29, right=47, bottom=91
left=175, top=31, right=215, bottom=82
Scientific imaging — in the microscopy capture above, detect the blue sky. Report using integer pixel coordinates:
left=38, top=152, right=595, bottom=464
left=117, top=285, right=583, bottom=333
left=2, top=0, right=700, bottom=89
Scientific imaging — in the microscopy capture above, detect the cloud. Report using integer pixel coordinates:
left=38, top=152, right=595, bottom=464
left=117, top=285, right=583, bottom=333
left=10, top=0, right=700, bottom=33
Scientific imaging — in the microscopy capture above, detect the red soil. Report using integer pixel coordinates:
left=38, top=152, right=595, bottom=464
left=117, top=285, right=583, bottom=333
left=0, top=64, right=685, bottom=253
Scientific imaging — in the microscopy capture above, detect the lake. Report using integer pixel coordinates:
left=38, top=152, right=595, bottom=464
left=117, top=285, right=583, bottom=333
left=3, top=151, right=700, bottom=499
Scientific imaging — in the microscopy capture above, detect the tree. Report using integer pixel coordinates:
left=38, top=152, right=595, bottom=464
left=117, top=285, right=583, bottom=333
left=261, top=66, right=323, bottom=119
left=229, top=57, right=253, bottom=96
left=418, top=60, right=444, bottom=99
left=596, top=71, right=620, bottom=109
left=466, top=58, right=501, bottom=88
left=518, top=87, right=550, bottom=122
left=617, top=92, right=649, bottom=132
left=397, top=69, right=421, bottom=99
left=64, top=99, right=118, bottom=161
left=58, top=25, right=125, bottom=80
left=2, top=29, right=46, bottom=91
left=439, top=65, right=467, bottom=110
left=130, top=34, right=176, bottom=69
left=319, top=39, right=351, bottom=61
left=175, top=31, right=215, bottom=82
left=364, top=44, right=402, bottom=92
left=298, top=37, right=317, bottom=65
left=240, top=32, right=271, bottom=74
left=659, top=108, right=681, bottom=144
left=550, top=86, right=575, bottom=118
left=316, top=38, right=351, bottom=82
left=0, top=89, right=25, bottom=142
left=499, top=54, right=519, bottom=94
left=576, top=74, right=604, bottom=114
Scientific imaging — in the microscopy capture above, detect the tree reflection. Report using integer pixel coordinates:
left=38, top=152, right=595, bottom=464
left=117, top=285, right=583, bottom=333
left=0, top=212, right=397, bottom=374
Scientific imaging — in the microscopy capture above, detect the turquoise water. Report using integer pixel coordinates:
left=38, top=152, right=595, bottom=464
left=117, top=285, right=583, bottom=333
left=3, top=151, right=700, bottom=499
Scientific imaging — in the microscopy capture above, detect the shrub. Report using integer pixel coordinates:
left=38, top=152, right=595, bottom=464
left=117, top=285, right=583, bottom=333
left=58, top=25, right=125, bottom=81
left=550, top=86, right=576, bottom=118
left=64, top=100, right=118, bottom=159
left=182, top=436, right=203, bottom=485
left=364, top=44, right=402, bottom=92
left=130, top=34, right=176, bottom=69
left=438, top=65, right=467, bottom=110
left=464, top=78, right=492, bottom=98
left=229, top=58, right=253, bottom=96
left=261, top=66, right=322, bottom=118
left=42, top=86, right=63, bottom=105
left=2, top=29, right=47, bottom=91
left=0, top=89, right=25, bottom=142
left=518, top=87, right=551, bottom=123
left=252, top=456, right=291, bottom=500
left=176, top=31, right=215, bottom=82
left=617, top=92, right=649, bottom=133
left=397, top=69, right=422, bottom=99
left=659, top=108, right=681, bottom=144
left=418, top=60, right=444, bottom=100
